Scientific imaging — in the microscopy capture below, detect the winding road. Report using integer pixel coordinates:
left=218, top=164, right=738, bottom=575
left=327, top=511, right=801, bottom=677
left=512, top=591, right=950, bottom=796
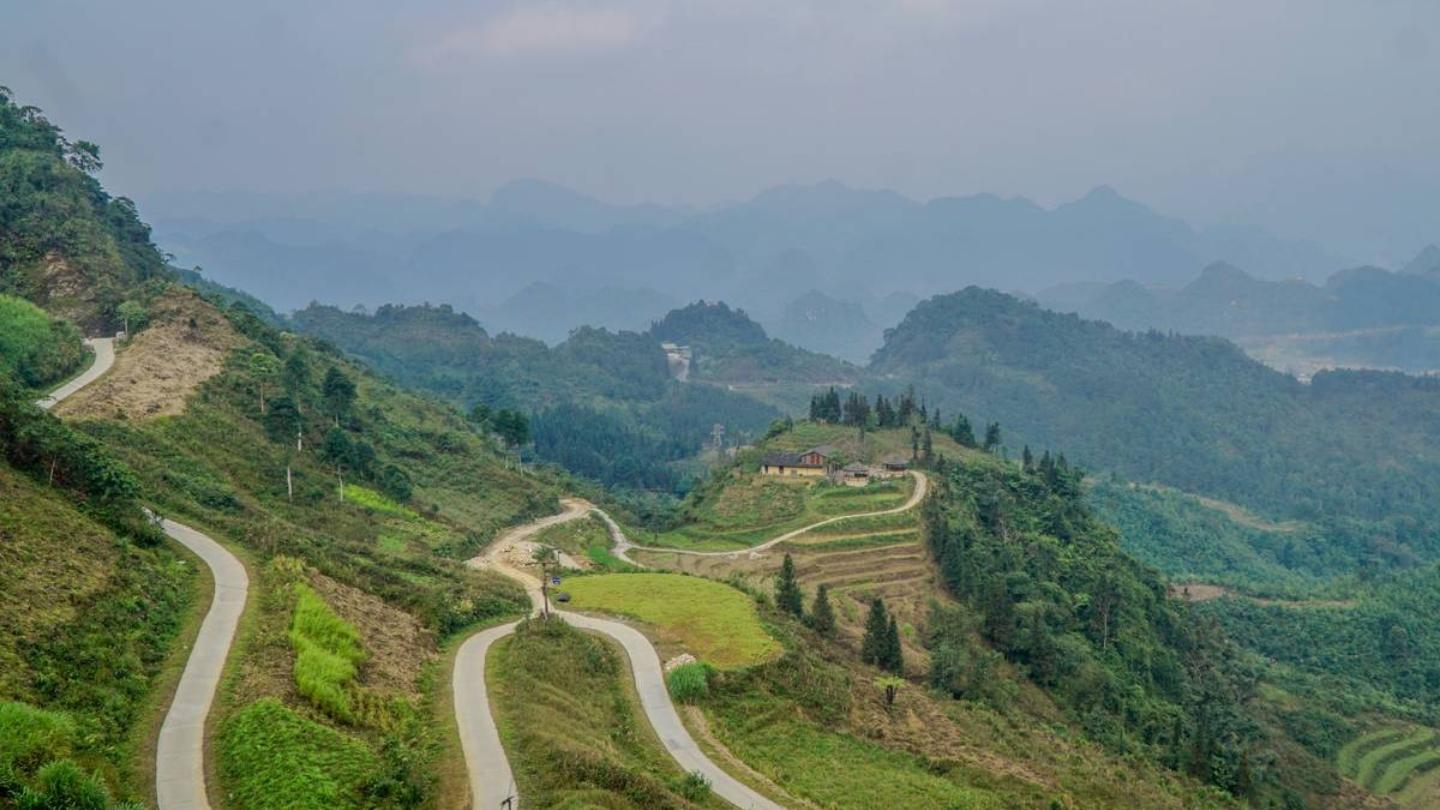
left=39, top=335, right=247, bottom=810
left=36, top=337, right=114, bottom=411
left=456, top=500, right=784, bottom=810
left=627, top=470, right=928, bottom=558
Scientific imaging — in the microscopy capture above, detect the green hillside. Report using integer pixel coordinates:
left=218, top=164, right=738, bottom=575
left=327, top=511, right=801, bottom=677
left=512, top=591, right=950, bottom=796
left=869, top=287, right=1440, bottom=567
left=291, top=302, right=781, bottom=490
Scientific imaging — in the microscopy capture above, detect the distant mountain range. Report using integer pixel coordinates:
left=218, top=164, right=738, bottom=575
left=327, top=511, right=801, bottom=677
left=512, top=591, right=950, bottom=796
left=145, top=180, right=1349, bottom=357
left=1036, top=245, right=1440, bottom=376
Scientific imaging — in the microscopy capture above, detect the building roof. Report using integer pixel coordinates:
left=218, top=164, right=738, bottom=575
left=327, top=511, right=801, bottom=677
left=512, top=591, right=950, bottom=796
left=762, top=452, right=824, bottom=469
left=803, top=444, right=838, bottom=457
left=842, top=462, right=870, bottom=473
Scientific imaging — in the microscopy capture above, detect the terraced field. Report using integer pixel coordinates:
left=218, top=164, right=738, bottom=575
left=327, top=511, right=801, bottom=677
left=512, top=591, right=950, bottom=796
left=1338, top=725, right=1440, bottom=808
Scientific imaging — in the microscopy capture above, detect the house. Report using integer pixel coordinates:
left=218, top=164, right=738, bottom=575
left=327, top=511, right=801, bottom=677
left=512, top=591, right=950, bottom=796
left=761, top=445, right=836, bottom=477
left=839, top=462, right=871, bottom=487
left=878, top=456, right=910, bottom=477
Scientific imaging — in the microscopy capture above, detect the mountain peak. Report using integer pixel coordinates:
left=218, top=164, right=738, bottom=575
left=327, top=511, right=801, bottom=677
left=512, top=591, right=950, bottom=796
left=1401, top=243, right=1440, bottom=275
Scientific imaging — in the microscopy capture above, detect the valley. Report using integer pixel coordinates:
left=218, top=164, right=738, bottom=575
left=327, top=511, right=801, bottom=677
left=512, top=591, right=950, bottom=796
left=5, top=83, right=1440, bottom=810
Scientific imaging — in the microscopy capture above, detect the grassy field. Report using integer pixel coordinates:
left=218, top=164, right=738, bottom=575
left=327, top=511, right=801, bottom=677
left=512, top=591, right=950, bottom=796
left=1337, top=724, right=1440, bottom=807
left=488, top=618, right=728, bottom=809
left=535, top=514, right=635, bottom=571
left=217, top=698, right=379, bottom=809
left=647, top=473, right=916, bottom=552
left=563, top=574, right=779, bottom=670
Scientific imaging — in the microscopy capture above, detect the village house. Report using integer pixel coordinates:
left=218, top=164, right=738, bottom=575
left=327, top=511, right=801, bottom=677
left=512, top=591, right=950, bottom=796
left=760, top=445, right=836, bottom=477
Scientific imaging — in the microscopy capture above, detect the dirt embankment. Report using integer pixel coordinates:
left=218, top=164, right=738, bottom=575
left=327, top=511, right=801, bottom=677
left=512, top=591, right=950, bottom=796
left=57, top=288, right=244, bottom=420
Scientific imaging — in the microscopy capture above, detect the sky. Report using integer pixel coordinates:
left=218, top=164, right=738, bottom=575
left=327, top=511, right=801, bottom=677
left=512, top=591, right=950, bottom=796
left=3, top=0, right=1439, bottom=263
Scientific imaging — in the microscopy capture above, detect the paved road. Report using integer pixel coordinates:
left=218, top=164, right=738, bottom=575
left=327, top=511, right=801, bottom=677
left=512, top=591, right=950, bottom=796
left=153, top=519, right=248, bottom=810
left=36, top=337, right=114, bottom=410
left=39, top=335, right=247, bottom=810
left=628, top=470, right=928, bottom=558
left=457, top=503, right=784, bottom=810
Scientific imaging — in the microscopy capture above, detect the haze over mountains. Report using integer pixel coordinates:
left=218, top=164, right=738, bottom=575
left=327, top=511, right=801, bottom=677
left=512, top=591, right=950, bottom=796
left=1038, top=245, right=1440, bottom=377
left=147, top=179, right=1347, bottom=360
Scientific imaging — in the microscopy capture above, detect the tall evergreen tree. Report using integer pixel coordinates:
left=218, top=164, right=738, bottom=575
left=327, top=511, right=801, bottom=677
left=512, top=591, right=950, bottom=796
left=775, top=553, right=805, bottom=617
left=809, top=584, right=836, bottom=638
left=884, top=615, right=904, bottom=673
left=861, top=598, right=889, bottom=666
left=951, top=414, right=976, bottom=447
left=1022, top=445, right=1034, bottom=471
left=983, top=422, right=1002, bottom=452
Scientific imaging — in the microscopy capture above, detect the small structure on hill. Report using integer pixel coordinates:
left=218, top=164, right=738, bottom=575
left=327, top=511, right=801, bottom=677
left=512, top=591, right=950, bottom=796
left=761, top=445, right=835, bottom=477
left=878, top=456, right=910, bottom=478
left=839, top=462, right=871, bottom=487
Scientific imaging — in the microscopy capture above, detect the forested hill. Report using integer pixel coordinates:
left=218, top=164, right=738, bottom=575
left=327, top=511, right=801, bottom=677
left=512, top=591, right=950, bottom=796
left=648, top=300, right=858, bottom=383
left=0, top=88, right=168, bottom=330
left=868, top=287, right=1440, bottom=561
left=290, top=302, right=781, bottom=489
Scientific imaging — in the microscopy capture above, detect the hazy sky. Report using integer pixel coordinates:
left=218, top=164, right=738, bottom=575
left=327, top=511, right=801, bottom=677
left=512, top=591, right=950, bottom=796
left=4, top=0, right=1438, bottom=262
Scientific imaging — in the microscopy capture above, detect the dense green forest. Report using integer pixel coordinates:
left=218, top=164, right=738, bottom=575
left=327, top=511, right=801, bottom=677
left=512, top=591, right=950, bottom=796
left=869, top=287, right=1440, bottom=568
left=0, top=87, right=166, bottom=331
left=650, top=300, right=857, bottom=383
left=290, top=302, right=779, bottom=490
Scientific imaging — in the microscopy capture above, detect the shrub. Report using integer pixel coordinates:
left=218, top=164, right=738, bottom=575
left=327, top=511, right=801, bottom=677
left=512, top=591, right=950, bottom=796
left=0, top=702, right=75, bottom=772
left=675, top=770, right=711, bottom=801
left=666, top=662, right=710, bottom=704
left=15, top=759, right=109, bottom=810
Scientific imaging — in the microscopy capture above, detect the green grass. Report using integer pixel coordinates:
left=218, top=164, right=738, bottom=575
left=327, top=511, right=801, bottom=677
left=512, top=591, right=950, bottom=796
left=1338, top=727, right=1409, bottom=776
left=563, top=574, right=780, bottom=669
left=0, top=701, right=75, bottom=771
left=784, top=531, right=921, bottom=552
left=648, top=473, right=918, bottom=552
left=706, top=703, right=1008, bottom=809
left=289, top=583, right=367, bottom=723
left=1375, top=748, right=1440, bottom=795
left=665, top=662, right=710, bottom=704
left=343, top=484, right=420, bottom=520
left=488, top=618, right=727, bottom=809
left=1357, top=730, right=1435, bottom=788
left=218, top=698, right=378, bottom=810
left=0, top=293, right=85, bottom=389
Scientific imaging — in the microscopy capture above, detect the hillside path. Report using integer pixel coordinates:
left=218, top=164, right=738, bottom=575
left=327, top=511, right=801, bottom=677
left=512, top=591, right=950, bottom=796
left=36, top=337, right=114, bottom=410
left=38, top=336, right=248, bottom=810
left=629, top=470, right=928, bottom=558
left=456, top=499, right=784, bottom=810
left=153, top=519, right=248, bottom=810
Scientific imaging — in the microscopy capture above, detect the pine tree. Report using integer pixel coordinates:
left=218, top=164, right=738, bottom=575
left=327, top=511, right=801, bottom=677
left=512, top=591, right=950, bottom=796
left=1022, top=445, right=1034, bottom=471
left=951, top=413, right=977, bottom=447
left=922, top=427, right=933, bottom=463
left=983, top=422, right=1002, bottom=452
left=884, top=615, right=904, bottom=673
left=861, top=598, right=889, bottom=666
left=775, top=553, right=805, bottom=617
left=809, top=584, right=836, bottom=638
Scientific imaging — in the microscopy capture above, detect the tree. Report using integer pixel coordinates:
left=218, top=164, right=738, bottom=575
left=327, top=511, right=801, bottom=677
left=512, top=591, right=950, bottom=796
left=492, top=409, right=530, bottom=447
left=320, top=426, right=353, bottom=501
left=775, top=553, right=804, bottom=618
left=983, top=422, right=1002, bottom=452
left=921, top=427, right=933, bottom=463
left=378, top=463, right=413, bottom=502
left=951, top=414, right=976, bottom=447
left=883, top=615, right=904, bottom=673
left=809, top=584, right=836, bottom=638
left=263, top=395, right=301, bottom=444
left=322, top=366, right=356, bottom=424
left=116, top=300, right=148, bottom=335
left=282, top=346, right=312, bottom=394
left=861, top=598, right=889, bottom=666
left=248, top=352, right=281, bottom=414
left=877, top=675, right=905, bottom=709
